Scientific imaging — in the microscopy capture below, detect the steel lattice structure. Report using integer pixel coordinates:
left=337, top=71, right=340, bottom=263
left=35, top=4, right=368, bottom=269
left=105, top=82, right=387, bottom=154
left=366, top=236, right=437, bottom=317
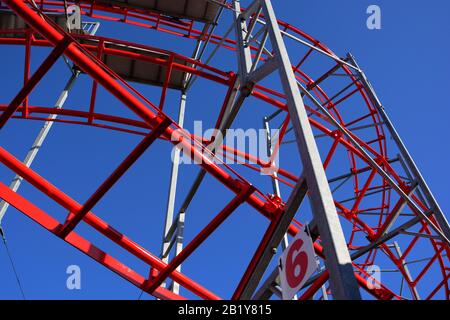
left=0, top=0, right=448, bottom=300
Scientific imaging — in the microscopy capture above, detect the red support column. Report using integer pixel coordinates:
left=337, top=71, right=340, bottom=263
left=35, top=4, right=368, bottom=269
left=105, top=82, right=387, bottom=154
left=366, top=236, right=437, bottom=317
left=88, top=40, right=105, bottom=124
left=22, top=29, right=32, bottom=117
left=0, top=145, right=220, bottom=300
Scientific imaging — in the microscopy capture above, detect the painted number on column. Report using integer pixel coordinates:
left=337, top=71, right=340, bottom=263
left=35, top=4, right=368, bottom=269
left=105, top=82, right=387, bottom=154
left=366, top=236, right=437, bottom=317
left=278, top=227, right=316, bottom=300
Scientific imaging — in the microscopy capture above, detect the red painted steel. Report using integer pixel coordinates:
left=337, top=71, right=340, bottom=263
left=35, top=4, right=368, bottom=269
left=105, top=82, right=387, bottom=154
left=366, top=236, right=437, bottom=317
left=0, top=34, right=72, bottom=128
left=145, top=183, right=256, bottom=294
left=59, top=116, right=172, bottom=238
left=0, top=0, right=447, bottom=300
left=0, top=182, right=185, bottom=300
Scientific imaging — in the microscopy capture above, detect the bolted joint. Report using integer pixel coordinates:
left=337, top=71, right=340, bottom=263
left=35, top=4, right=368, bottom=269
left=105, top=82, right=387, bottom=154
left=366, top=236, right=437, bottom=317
left=240, top=81, right=255, bottom=97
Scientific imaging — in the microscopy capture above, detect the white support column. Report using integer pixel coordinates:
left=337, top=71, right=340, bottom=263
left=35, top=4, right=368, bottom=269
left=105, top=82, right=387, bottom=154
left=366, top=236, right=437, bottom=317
left=232, top=0, right=361, bottom=300
left=0, top=71, right=79, bottom=224
left=160, top=92, right=187, bottom=289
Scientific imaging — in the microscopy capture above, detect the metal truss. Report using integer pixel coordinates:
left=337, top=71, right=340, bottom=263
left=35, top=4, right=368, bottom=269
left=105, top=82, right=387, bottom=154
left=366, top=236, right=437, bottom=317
left=0, top=0, right=448, bottom=300
left=230, top=0, right=360, bottom=300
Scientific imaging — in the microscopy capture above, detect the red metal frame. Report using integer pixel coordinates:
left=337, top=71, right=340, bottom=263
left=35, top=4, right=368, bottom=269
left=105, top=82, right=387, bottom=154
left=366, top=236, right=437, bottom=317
left=0, top=182, right=184, bottom=300
left=58, top=116, right=172, bottom=239
left=0, top=0, right=447, bottom=300
left=145, top=183, right=256, bottom=294
left=0, top=34, right=72, bottom=128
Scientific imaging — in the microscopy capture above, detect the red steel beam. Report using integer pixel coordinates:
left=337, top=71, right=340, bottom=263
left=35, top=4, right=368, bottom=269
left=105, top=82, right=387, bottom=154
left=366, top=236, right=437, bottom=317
left=299, top=268, right=396, bottom=300
left=232, top=212, right=284, bottom=300
left=0, top=0, right=432, bottom=300
left=145, top=183, right=256, bottom=293
left=0, top=106, right=397, bottom=299
left=351, top=169, right=377, bottom=213
left=0, top=145, right=220, bottom=300
left=159, top=53, right=174, bottom=110
left=0, top=34, right=72, bottom=129
left=22, top=29, right=32, bottom=117
left=375, top=194, right=409, bottom=239
left=0, top=182, right=184, bottom=300
left=299, top=272, right=329, bottom=300
left=88, top=39, right=104, bottom=124
left=1, top=0, right=275, bottom=222
left=59, top=116, right=172, bottom=238
left=0, top=112, right=398, bottom=299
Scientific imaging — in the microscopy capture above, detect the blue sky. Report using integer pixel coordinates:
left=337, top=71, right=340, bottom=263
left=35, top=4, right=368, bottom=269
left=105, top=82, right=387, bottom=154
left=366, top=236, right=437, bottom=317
left=0, top=0, right=449, bottom=300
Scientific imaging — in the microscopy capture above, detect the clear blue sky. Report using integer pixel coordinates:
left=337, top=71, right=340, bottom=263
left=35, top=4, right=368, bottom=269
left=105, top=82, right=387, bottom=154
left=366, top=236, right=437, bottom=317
left=0, top=0, right=449, bottom=299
